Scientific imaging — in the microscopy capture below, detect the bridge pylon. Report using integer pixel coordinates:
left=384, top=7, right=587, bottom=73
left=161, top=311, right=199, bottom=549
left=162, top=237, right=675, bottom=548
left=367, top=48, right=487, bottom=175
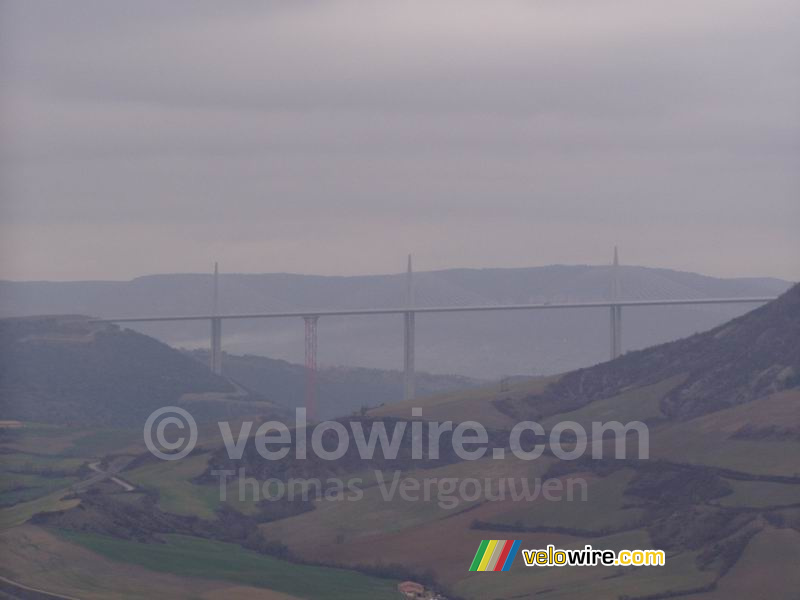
left=304, top=315, right=319, bottom=420
left=610, top=247, right=622, bottom=360
left=403, top=254, right=416, bottom=401
left=210, top=262, right=223, bottom=374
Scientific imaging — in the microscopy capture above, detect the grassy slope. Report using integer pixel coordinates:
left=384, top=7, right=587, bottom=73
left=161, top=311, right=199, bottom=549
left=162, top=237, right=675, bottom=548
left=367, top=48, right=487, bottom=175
left=264, top=376, right=800, bottom=599
left=1, top=452, right=86, bottom=475
left=0, top=419, right=270, bottom=521
left=650, top=389, right=800, bottom=476
left=3, top=314, right=798, bottom=599
left=261, top=454, right=553, bottom=551
left=125, top=453, right=221, bottom=520
left=0, top=473, right=78, bottom=506
left=1, top=425, right=89, bottom=529
left=0, top=525, right=303, bottom=600
left=487, top=468, right=646, bottom=532
left=540, top=375, right=684, bottom=430
left=59, top=531, right=400, bottom=600
left=124, top=451, right=266, bottom=519
left=683, top=527, right=800, bottom=600
left=1, top=423, right=403, bottom=599
left=368, top=376, right=556, bottom=428
left=0, top=489, right=80, bottom=530
left=714, top=479, right=800, bottom=508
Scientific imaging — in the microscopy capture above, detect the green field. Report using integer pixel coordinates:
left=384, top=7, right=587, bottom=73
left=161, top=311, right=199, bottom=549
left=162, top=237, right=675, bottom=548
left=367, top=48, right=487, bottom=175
left=369, top=376, right=556, bottom=428
left=59, top=531, right=401, bottom=600
left=650, top=391, right=800, bottom=477
left=0, top=489, right=80, bottom=530
left=124, top=453, right=221, bottom=520
left=652, top=424, right=800, bottom=477
left=1, top=452, right=87, bottom=475
left=0, top=473, right=78, bottom=506
left=60, top=427, right=143, bottom=457
left=714, top=479, right=800, bottom=508
left=683, top=527, right=800, bottom=599
left=488, top=468, right=646, bottom=533
left=540, top=375, right=683, bottom=431
left=263, top=455, right=552, bottom=550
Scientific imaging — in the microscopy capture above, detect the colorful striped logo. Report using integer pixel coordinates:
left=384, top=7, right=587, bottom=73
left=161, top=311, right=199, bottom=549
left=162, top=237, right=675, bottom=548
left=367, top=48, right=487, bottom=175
left=469, top=540, right=521, bottom=572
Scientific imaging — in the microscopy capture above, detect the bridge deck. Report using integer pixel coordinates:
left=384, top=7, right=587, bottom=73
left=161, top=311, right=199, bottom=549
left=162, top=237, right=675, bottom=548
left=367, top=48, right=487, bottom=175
left=93, top=296, right=776, bottom=323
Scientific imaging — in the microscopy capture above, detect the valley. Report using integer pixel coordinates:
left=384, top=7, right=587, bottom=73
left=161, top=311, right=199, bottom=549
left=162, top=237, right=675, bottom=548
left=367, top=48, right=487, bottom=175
left=1, top=285, right=798, bottom=598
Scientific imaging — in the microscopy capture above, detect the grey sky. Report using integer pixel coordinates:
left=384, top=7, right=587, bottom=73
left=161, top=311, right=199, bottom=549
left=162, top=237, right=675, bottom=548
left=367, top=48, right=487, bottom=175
left=1, top=0, right=798, bottom=281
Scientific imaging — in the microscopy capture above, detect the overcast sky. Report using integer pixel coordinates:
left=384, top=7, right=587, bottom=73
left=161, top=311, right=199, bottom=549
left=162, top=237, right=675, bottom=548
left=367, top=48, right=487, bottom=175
left=1, top=0, right=798, bottom=281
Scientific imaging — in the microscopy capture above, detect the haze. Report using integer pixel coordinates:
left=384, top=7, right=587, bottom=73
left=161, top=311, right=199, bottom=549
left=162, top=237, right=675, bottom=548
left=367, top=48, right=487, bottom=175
left=1, top=0, right=798, bottom=281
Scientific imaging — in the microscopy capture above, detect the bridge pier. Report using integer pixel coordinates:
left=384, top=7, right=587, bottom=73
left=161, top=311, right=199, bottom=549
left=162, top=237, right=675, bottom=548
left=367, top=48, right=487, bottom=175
left=609, top=305, right=621, bottom=359
left=98, top=253, right=773, bottom=385
left=403, top=255, right=416, bottom=401
left=210, top=317, right=222, bottom=374
left=610, top=247, right=622, bottom=359
left=404, top=311, right=415, bottom=401
left=304, top=315, right=319, bottom=420
left=210, top=263, right=223, bottom=374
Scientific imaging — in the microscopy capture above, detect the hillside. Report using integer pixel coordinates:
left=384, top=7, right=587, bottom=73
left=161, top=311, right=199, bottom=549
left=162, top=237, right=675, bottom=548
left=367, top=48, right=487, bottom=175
left=0, top=316, right=284, bottom=427
left=0, top=265, right=790, bottom=378
left=190, top=349, right=482, bottom=419
left=250, top=288, right=800, bottom=598
left=499, top=282, right=800, bottom=421
left=2, top=290, right=799, bottom=599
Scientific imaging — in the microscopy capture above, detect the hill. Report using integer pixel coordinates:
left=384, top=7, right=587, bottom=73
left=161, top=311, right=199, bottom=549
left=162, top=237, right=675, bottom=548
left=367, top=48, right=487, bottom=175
left=2, top=288, right=799, bottom=599
left=0, top=316, right=285, bottom=427
left=0, top=265, right=790, bottom=378
left=190, top=349, right=482, bottom=419
left=498, top=282, right=800, bottom=421
left=252, top=286, right=800, bottom=598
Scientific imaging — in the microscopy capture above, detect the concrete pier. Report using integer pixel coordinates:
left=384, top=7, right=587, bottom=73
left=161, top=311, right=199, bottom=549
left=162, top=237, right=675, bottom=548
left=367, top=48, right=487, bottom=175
left=610, top=247, right=622, bottom=359
left=210, top=263, right=223, bottom=374
left=403, top=254, right=416, bottom=401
